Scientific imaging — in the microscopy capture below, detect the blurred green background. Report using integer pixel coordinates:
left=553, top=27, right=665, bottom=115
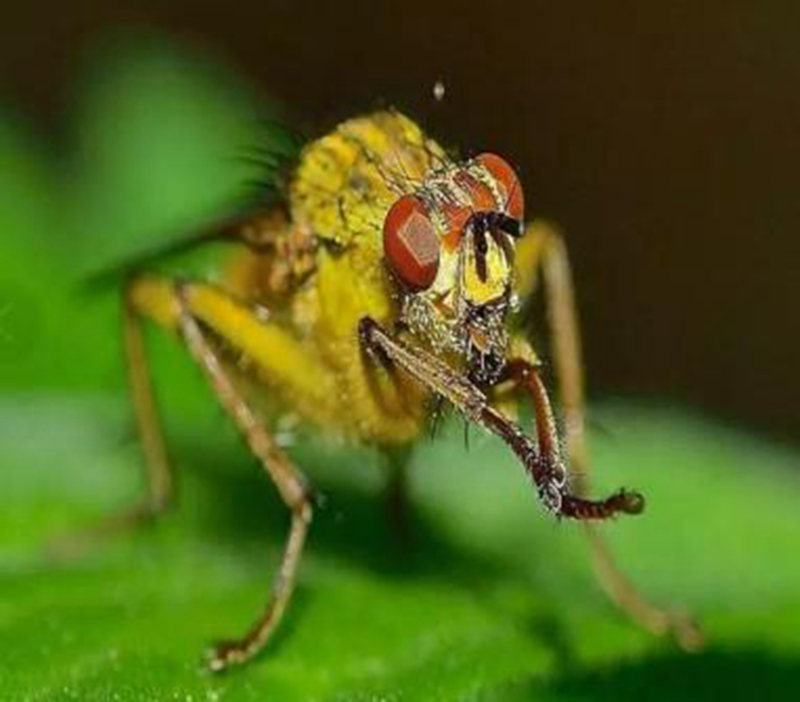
left=1, top=3, right=799, bottom=700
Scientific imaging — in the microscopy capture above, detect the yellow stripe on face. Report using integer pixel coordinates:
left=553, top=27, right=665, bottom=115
left=462, top=237, right=511, bottom=305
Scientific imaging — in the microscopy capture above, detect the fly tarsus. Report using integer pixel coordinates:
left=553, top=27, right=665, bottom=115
left=502, top=358, right=647, bottom=521
left=559, top=489, right=645, bottom=520
left=507, top=425, right=645, bottom=521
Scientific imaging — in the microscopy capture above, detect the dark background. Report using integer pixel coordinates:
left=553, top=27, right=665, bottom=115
left=2, top=1, right=797, bottom=440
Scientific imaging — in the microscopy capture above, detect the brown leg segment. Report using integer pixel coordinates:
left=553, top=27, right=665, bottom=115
left=382, top=446, right=413, bottom=545
left=122, top=281, right=174, bottom=517
left=530, top=224, right=703, bottom=650
left=45, top=284, right=175, bottom=560
left=504, top=359, right=643, bottom=520
left=174, top=284, right=312, bottom=672
left=359, top=318, right=641, bottom=520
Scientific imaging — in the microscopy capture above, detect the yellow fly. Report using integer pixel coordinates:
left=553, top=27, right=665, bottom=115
left=111, top=109, right=701, bottom=670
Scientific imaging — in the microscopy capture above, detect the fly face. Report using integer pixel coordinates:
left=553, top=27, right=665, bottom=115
left=382, top=152, right=524, bottom=386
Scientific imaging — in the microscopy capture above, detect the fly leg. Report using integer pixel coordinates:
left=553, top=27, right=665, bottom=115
left=46, top=281, right=176, bottom=559
left=359, top=317, right=641, bottom=520
left=122, top=274, right=324, bottom=671
left=170, top=283, right=312, bottom=672
left=382, top=445, right=413, bottom=545
left=120, top=279, right=175, bottom=521
left=520, top=221, right=703, bottom=650
left=61, top=206, right=299, bottom=549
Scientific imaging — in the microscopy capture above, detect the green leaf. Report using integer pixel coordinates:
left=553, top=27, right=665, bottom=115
left=0, top=37, right=289, bottom=396
left=66, top=35, right=291, bottom=280
left=0, top=399, right=798, bottom=700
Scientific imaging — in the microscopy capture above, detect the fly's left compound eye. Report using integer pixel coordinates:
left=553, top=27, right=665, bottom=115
left=383, top=194, right=440, bottom=291
left=476, top=152, right=524, bottom=221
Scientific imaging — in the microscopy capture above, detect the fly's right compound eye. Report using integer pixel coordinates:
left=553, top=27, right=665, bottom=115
left=383, top=194, right=440, bottom=291
left=475, top=152, right=524, bottom=221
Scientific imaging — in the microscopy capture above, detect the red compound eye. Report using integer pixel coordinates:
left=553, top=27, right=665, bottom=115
left=383, top=195, right=440, bottom=290
left=476, top=152, right=524, bottom=221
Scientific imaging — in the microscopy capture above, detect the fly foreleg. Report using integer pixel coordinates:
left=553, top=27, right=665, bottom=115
left=358, top=317, right=641, bottom=520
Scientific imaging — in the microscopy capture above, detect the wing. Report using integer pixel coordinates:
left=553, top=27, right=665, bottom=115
left=81, top=197, right=287, bottom=292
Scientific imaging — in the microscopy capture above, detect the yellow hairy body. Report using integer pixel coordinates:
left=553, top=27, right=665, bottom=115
left=132, top=111, right=455, bottom=443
